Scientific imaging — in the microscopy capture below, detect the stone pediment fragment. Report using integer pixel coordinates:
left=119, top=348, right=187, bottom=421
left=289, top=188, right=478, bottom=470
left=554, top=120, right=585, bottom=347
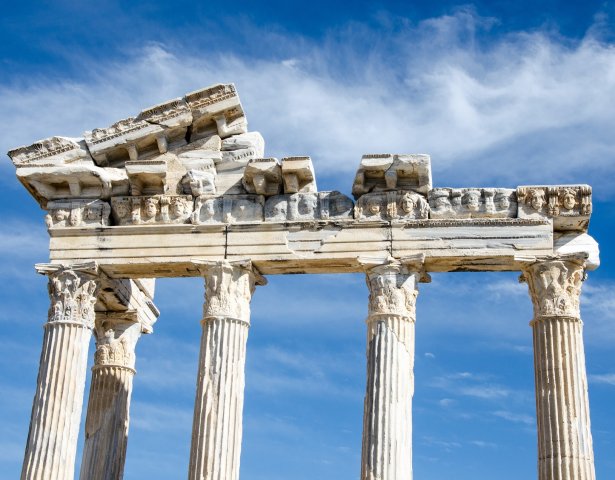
left=125, top=160, right=168, bottom=196
left=428, top=188, right=517, bottom=219
left=8, top=137, right=91, bottom=168
left=16, top=164, right=129, bottom=207
left=45, top=199, right=110, bottom=229
left=281, top=156, right=317, bottom=194
left=111, top=195, right=193, bottom=225
left=264, top=191, right=353, bottom=222
left=85, top=117, right=163, bottom=167
left=242, top=158, right=282, bottom=196
left=355, top=191, right=429, bottom=221
left=352, top=154, right=432, bottom=199
left=192, top=194, right=264, bottom=224
left=517, top=185, right=591, bottom=231
left=176, top=135, right=222, bottom=170
left=185, top=83, right=247, bottom=140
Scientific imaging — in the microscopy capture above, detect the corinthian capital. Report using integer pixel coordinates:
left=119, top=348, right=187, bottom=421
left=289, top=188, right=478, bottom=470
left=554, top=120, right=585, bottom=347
left=194, top=260, right=266, bottom=323
left=93, top=312, right=142, bottom=370
left=519, top=255, right=587, bottom=319
left=36, top=262, right=99, bottom=328
left=360, top=255, right=429, bottom=320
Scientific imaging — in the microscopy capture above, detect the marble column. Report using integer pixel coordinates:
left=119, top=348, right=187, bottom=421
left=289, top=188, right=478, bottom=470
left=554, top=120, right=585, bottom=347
left=188, top=260, right=266, bottom=480
left=521, top=255, right=595, bottom=480
left=360, top=256, right=427, bottom=480
left=79, top=313, right=144, bottom=480
left=22, top=263, right=99, bottom=480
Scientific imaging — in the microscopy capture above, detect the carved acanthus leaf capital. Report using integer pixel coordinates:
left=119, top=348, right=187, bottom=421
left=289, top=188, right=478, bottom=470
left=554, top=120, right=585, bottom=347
left=93, top=312, right=141, bottom=370
left=361, top=255, right=427, bottom=320
left=194, top=260, right=266, bottom=323
left=37, top=263, right=100, bottom=328
left=519, top=255, right=587, bottom=319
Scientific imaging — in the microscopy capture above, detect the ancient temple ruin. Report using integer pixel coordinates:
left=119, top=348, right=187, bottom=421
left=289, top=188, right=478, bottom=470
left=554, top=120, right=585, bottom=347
left=8, top=83, right=599, bottom=480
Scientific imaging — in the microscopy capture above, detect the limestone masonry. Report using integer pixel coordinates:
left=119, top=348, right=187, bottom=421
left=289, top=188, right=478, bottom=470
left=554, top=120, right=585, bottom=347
left=8, top=83, right=599, bottom=480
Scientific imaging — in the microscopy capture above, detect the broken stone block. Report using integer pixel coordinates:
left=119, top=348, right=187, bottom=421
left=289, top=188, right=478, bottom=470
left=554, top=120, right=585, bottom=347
left=242, top=158, right=282, bottom=196
left=352, top=154, right=432, bottom=199
left=281, top=156, right=317, bottom=194
left=125, top=160, right=168, bottom=196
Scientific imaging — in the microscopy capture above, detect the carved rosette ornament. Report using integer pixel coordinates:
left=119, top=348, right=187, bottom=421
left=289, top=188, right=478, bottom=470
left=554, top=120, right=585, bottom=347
left=360, top=255, right=429, bottom=480
left=189, top=260, right=266, bottom=480
left=520, top=255, right=596, bottom=480
left=22, top=263, right=100, bottom=480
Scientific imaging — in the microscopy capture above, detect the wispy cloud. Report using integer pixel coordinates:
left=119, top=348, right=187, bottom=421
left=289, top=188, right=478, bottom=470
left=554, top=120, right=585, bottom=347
left=492, top=410, right=535, bottom=426
left=589, top=373, right=615, bottom=386
left=430, top=371, right=512, bottom=400
left=3, top=10, right=615, bottom=196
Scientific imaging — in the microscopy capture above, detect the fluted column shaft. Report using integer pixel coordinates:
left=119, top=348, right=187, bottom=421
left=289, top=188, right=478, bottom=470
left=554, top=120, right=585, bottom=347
left=522, top=256, right=595, bottom=480
left=79, top=315, right=143, bottom=480
left=188, top=260, right=265, bottom=480
left=22, top=265, right=99, bottom=480
left=361, top=258, right=424, bottom=480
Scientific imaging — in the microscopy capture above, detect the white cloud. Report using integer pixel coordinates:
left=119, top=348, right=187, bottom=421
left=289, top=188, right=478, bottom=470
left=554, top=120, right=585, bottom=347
left=589, top=373, right=615, bottom=385
left=2, top=10, right=615, bottom=196
left=492, top=410, right=535, bottom=426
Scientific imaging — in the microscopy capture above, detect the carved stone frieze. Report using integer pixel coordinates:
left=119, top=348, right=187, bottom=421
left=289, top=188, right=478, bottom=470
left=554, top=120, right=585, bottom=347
left=355, top=190, right=429, bottom=221
left=192, top=194, right=264, bottom=224
left=428, top=187, right=517, bottom=219
left=185, top=83, right=247, bottom=140
left=37, top=264, right=100, bottom=328
left=264, top=191, right=353, bottom=222
left=8, top=137, right=92, bottom=168
left=111, top=195, right=193, bottom=225
left=517, top=185, right=592, bottom=232
left=352, top=153, right=432, bottom=199
left=281, top=156, right=317, bottom=193
left=520, top=256, right=586, bottom=319
left=45, top=200, right=110, bottom=229
left=242, top=158, right=282, bottom=196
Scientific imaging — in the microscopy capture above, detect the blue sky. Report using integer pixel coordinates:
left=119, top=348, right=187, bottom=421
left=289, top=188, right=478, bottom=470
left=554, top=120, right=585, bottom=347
left=1, top=1, right=614, bottom=479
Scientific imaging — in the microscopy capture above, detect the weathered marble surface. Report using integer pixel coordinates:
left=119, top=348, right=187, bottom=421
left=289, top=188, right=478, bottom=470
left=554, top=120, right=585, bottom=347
left=520, top=255, right=595, bottom=480
left=189, top=261, right=265, bottom=480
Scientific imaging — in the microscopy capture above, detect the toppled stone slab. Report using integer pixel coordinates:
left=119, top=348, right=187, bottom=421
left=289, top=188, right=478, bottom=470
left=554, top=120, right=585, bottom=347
left=192, top=194, right=264, bottom=224
left=264, top=191, right=353, bottom=222
left=242, top=158, right=282, bottom=196
left=45, top=200, right=110, bottom=229
left=428, top=188, right=517, bottom=219
left=352, top=154, right=432, bottom=199
left=355, top=191, right=429, bottom=221
left=111, top=195, right=193, bottom=225
left=517, top=185, right=591, bottom=231
left=185, top=84, right=247, bottom=140
left=281, top=157, right=317, bottom=193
